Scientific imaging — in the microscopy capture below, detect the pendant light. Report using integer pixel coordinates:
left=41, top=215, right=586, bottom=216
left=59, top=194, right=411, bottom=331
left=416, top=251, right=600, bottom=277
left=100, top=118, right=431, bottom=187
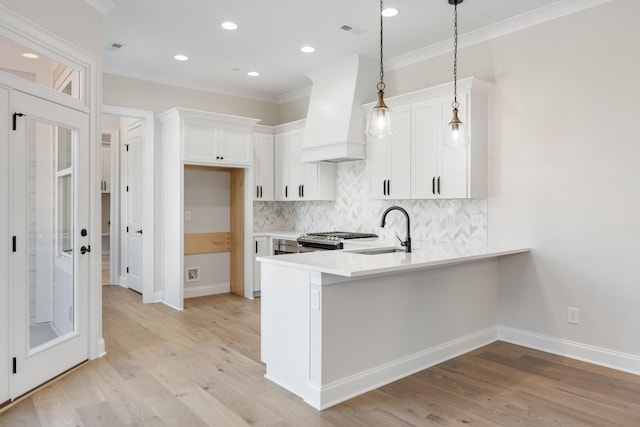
left=366, top=0, right=392, bottom=138
left=444, top=0, right=468, bottom=147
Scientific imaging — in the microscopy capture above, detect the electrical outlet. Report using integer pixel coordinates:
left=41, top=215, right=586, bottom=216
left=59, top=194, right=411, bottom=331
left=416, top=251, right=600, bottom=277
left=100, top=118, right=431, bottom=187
left=184, top=211, right=191, bottom=221
left=567, top=307, right=579, bottom=324
left=186, top=267, right=200, bottom=282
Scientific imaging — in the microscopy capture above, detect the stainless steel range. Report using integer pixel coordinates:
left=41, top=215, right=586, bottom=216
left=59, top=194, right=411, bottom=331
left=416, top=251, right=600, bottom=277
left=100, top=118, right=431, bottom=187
left=272, top=231, right=378, bottom=255
left=297, top=231, right=378, bottom=250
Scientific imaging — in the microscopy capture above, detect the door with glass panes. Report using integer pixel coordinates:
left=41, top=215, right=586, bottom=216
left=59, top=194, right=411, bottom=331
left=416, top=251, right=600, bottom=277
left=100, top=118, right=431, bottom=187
left=9, top=90, right=90, bottom=398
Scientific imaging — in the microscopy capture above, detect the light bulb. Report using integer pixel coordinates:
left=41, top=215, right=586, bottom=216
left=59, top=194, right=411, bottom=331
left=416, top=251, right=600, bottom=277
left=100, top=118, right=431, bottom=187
left=443, top=108, right=468, bottom=147
left=367, top=91, right=393, bottom=138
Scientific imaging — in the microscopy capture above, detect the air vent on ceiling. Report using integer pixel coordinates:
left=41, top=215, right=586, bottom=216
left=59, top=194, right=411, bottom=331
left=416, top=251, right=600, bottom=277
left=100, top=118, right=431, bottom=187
left=339, top=23, right=365, bottom=35
left=106, top=42, right=126, bottom=51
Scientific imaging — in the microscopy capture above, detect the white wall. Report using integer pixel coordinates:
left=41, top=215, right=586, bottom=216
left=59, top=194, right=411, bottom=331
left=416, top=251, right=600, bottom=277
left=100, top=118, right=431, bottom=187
left=0, top=0, right=103, bottom=57
left=487, top=0, right=640, bottom=358
left=184, top=168, right=231, bottom=294
left=103, top=74, right=280, bottom=126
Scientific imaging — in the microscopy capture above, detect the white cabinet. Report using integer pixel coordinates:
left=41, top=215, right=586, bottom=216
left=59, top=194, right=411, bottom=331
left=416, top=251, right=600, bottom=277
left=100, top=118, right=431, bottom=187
left=253, top=236, right=270, bottom=293
left=274, top=121, right=336, bottom=201
left=412, top=88, right=488, bottom=199
left=159, top=108, right=257, bottom=167
left=253, top=131, right=274, bottom=201
left=366, top=77, right=491, bottom=200
left=100, top=145, right=111, bottom=193
left=366, top=105, right=411, bottom=199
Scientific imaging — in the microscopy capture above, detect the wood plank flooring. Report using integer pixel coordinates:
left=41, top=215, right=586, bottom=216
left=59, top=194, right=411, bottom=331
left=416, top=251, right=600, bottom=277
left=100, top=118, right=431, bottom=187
left=2, top=285, right=640, bottom=426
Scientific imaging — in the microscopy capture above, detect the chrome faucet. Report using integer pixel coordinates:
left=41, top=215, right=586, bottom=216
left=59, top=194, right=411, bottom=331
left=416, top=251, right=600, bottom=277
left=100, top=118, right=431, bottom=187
left=380, top=206, right=412, bottom=253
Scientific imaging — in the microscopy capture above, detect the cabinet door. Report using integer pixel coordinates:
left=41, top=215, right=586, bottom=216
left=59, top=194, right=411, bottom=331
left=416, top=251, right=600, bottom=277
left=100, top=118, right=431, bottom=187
left=411, top=99, right=439, bottom=199
left=183, top=122, right=217, bottom=163
left=218, top=125, right=251, bottom=166
left=388, top=105, right=411, bottom=199
left=274, top=133, right=289, bottom=201
left=366, top=135, right=391, bottom=199
left=439, top=93, right=470, bottom=199
left=101, top=146, right=111, bottom=193
left=253, top=133, right=274, bottom=201
left=254, top=236, right=270, bottom=293
left=287, top=128, right=304, bottom=201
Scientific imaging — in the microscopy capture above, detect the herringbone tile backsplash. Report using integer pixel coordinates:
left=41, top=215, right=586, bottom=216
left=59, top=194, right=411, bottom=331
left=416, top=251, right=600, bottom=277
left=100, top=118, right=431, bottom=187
left=254, top=160, right=487, bottom=245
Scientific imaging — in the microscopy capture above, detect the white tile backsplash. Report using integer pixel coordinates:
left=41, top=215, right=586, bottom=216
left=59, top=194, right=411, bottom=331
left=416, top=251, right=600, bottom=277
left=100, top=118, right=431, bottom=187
left=254, top=160, right=487, bottom=245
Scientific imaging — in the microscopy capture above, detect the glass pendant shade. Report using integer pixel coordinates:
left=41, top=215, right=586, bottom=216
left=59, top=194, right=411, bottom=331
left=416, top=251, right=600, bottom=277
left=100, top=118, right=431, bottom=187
left=367, top=90, right=392, bottom=138
left=444, top=107, right=468, bottom=147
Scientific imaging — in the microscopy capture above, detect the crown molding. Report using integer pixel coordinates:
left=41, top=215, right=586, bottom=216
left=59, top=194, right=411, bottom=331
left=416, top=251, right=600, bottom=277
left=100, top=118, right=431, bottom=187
left=389, top=0, right=612, bottom=71
left=278, top=85, right=312, bottom=104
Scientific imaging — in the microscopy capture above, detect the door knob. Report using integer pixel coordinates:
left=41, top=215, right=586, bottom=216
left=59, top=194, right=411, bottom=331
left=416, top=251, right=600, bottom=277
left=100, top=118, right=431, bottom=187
left=80, top=245, right=91, bottom=255
left=135, top=229, right=143, bottom=234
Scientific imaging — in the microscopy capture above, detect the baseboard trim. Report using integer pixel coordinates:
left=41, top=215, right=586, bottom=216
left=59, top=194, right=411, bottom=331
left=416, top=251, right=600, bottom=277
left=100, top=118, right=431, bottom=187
left=184, top=283, right=230, bottom=299
left=315, top=327, right=498, bottom=410
left=498, top=326, right=640, bottom=376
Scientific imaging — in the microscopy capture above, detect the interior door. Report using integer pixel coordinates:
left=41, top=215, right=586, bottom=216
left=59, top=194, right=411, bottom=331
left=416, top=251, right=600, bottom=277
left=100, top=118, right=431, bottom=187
left=125, top=120, right=144, bottom=293
left=10, top=91, right=89, bottom=398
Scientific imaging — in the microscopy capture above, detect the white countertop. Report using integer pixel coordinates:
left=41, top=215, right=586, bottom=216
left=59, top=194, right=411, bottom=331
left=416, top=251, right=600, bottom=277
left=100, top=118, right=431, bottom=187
left=257, top=243, right=530, bottom=278
left=253, top=230, right=301, bottom=239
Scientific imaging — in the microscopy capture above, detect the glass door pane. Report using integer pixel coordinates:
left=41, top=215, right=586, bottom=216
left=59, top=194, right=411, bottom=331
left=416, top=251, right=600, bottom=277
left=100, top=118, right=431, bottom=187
left=28, top=119, right=76, bottom=350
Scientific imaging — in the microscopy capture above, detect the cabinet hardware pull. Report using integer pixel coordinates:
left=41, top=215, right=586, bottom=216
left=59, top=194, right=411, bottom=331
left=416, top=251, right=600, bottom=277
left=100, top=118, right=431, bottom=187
left=257, top=186, right=260, bottom=198
left=437, top=176, right=441, bottom=194
left=432, top=177, right=436, bottom=195
left=255, top=241, right=258, bottom=254
left=260, top=186, right=263, bottom=198
left=285, top=186, right=288, bottom=198
left=302, top=185, right=304, bottom=198
left=382, top=180, right=386, bottom=196
left=387, top=180, right=390, bottom=196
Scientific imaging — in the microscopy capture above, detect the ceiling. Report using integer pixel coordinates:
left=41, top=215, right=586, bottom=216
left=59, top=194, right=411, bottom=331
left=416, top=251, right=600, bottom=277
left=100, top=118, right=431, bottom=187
left=102, top=0, right=569, bottom=103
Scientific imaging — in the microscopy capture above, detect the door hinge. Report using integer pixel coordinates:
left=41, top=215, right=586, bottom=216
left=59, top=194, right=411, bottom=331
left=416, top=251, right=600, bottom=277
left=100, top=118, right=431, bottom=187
left=12, top=113, right=24, bottom=131
left=126, top=267, right=129, bottom=273
left=12, top=357, right=16, bottom=374
left=12, top=236, right=16, bottom=252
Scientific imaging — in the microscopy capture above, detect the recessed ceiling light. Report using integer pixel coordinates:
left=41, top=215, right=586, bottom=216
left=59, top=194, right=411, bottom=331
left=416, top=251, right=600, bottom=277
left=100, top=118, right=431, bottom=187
left=22, top=52, right=39, bottom=59
left=381, top=7, right=399, bottom=17
left=221, top=21, right=238, bottom=30
left=247, top=71, right=260, bottom=77
left=174, top=54, right=189, bottom=61
left=301, top=46, right=315, bottom=53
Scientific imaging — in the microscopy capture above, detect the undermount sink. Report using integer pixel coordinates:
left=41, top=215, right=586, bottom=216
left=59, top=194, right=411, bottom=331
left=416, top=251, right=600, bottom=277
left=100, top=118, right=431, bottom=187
left=350, top=247, right=406, bottom=255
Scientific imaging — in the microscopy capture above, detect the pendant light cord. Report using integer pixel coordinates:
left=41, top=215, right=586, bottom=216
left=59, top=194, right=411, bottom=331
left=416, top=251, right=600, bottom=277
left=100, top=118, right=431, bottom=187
left=453, top=0, right=459, bottom=108
left=378, top=0, right=385, bottom=92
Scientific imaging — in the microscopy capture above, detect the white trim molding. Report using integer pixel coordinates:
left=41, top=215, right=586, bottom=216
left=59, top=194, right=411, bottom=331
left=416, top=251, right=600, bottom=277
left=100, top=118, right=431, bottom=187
left=307, top=327, right=497, bottom=410
left=389, top=0, right=612, bottom=71
left=498, top=326, right=640, bottom=376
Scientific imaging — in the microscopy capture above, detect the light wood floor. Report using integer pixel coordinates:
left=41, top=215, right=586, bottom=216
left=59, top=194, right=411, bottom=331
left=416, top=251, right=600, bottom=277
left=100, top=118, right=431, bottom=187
left=2, top=285, right=640, bottom=426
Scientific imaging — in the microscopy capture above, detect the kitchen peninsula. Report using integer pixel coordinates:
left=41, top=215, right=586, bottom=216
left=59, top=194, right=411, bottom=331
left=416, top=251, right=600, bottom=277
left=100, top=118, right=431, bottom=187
left=258, top=244, right=529, bottom=410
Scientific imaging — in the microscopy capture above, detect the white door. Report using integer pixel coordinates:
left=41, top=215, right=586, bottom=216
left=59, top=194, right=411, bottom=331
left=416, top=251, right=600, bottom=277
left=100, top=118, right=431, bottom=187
left=10, top=91, right=89, bottom=398
left=124, top=121, right=144, bottom=293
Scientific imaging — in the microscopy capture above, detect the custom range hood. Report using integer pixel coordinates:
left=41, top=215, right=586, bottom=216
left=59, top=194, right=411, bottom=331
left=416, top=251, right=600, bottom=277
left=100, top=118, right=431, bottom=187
left=301, top=55, right=379, bottom=162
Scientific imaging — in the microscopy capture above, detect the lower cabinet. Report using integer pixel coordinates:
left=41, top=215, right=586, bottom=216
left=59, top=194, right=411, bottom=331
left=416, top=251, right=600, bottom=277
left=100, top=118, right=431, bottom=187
left=253, top=236, right=270, bottom=294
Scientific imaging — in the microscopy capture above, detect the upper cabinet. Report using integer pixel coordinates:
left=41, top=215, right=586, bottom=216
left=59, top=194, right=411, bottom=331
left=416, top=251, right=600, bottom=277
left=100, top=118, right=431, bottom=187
left=158, top=108, right=259, bottom=167
left=253, top=128, right=274, bottom=201
left=366, top=77, right=491, bottom=200
left=366, top=105, right=411, bottom=199
left=274, top=120, right=336, bottom=201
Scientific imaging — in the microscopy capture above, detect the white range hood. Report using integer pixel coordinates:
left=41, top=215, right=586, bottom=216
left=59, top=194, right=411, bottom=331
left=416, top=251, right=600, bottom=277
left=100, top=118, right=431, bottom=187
left=301, top=55, right=378, bottom=163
